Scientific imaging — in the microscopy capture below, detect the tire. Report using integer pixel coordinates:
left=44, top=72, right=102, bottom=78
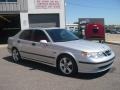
left=12, top=48, right=22, bottom=63
left=58, top=55, right=78, bottom=76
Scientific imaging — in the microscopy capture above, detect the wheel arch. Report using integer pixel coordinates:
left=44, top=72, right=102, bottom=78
left=11, top=47, right=21, bottom=54
left=12, top=47, right=18, bottom=51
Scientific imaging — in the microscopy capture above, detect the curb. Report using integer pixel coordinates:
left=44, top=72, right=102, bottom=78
left=0, top=44, right=8, bottom=48
left=106, top=42, right=120, bottom=46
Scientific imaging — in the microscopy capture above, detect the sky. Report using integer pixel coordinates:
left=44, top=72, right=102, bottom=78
left=66, top=0, right=120, bottom=25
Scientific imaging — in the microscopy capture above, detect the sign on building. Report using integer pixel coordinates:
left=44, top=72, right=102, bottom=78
left=35, top=0, right=60, bottom=9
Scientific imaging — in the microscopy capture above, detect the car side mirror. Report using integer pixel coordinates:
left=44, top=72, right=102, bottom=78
left=40, top=40, right=47, bottom=43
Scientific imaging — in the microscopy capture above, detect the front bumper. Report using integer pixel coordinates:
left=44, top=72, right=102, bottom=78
left=77, top=56, right=115, bottom=73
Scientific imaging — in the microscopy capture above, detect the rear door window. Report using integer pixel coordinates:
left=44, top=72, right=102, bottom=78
left=19, top=30, right=33, bottom=41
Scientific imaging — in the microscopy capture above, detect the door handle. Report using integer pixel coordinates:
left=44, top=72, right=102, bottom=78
left=32, top=43, right=36, bottom=46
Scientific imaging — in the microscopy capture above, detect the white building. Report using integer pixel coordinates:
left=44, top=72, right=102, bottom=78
left=0, top=0, right=65, bottom=43
left=66, top=24, right=78, bottom=31
left=0, top=0, right=65, bottom=30
left=21, top=0, right=65, bottom=29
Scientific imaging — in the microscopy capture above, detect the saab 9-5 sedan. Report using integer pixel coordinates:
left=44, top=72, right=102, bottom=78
left=8, top=28, right=115, bottom=75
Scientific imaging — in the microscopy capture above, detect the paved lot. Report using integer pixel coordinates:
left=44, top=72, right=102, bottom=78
left=0, top=44, right=120, bottom=90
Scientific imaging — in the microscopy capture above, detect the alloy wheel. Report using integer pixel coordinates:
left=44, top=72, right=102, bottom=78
left=59, top=57, right=75, bottom=75
left=12, top=49, right=21, bottom=62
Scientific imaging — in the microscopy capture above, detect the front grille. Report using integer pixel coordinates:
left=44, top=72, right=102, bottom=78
left=103, top=50, right=111, bottom=56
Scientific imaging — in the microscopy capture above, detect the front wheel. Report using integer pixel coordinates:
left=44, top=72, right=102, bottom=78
left=58, top=56, right=78, bottom=76
left=12, top=48, right=22, bottom=63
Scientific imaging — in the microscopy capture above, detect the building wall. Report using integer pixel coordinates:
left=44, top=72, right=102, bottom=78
left=20, top=12, right=29, bottom=30
left=27, top=0, right=65, bottom=28
left=0, top=0, right=28, bottom=12
left=0, top=0, right=65, bottom=30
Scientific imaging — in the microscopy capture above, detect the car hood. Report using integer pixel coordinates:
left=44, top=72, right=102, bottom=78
left=54, top=40, right=110, bottom=52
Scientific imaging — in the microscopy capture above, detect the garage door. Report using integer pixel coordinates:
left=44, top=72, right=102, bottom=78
left=0, top=14, right=21, bottom=44
left=29, top=14, right=60, bottom=28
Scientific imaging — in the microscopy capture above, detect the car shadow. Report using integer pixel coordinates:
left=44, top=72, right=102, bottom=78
left=3, top=56, right=109, bottom=80
left=73, top=70, right=109, bottom=79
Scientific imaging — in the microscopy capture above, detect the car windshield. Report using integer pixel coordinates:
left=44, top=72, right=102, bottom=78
left=46, top=29, right=79, bottom=42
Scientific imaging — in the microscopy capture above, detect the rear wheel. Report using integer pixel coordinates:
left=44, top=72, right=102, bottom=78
left=58, top=56, right=78, bottom=76
left=12, top=48, right=22, bottom=63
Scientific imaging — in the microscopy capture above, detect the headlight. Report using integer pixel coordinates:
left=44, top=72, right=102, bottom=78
left=81, top=51, right=104, bottom=58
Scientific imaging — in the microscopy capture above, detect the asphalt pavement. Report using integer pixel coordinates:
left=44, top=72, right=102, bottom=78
left=0, top=44, right=120, bottom=90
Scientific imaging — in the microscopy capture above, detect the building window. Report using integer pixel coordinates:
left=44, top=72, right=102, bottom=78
left=0, top=0, right=17, bottom=2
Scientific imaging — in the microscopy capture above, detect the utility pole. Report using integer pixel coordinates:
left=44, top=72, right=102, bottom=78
left=64, top=0, right=67, bottom=28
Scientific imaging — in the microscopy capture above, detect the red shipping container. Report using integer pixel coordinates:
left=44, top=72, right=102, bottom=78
left=85, top=23, right=105, bottom=41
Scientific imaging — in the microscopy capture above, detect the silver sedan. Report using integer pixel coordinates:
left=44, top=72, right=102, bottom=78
left=8, top=28, right=115, bottom=76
